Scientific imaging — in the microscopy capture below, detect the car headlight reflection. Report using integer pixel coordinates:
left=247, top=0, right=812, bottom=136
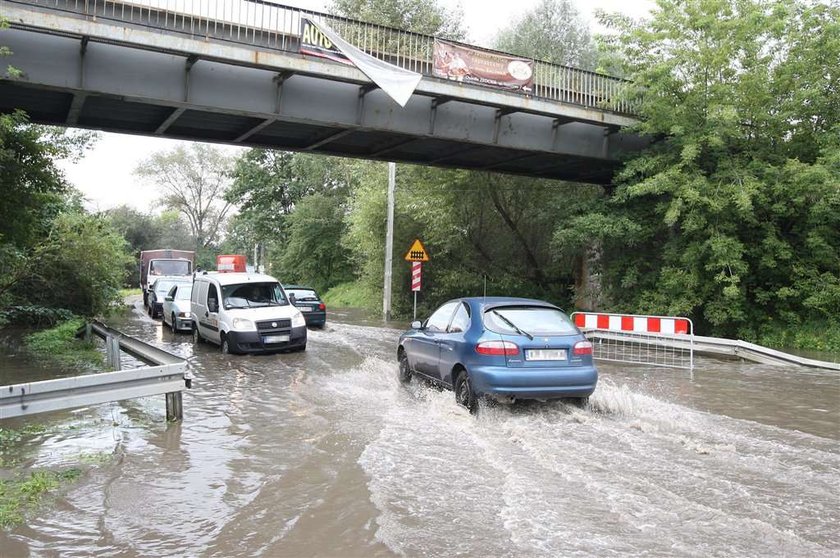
left=232, top=317, right=256, bottom=331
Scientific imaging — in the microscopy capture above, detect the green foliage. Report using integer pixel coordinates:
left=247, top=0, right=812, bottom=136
left=0, top=468, right=83, bottom=527
left=494, top=0, right=597, bottom=69
left=322, top=280, right=378, bottom=309
left=17, top=212, right=133, bottom=317
left=586, top=0, right=840, bottom=339
left=0, top=112, right=71, bottom=248
left=25, top=318, right=103, bottom=369
left=277, top=193, right=353, bottom=292
left=329, top=0, right=466, bottom=39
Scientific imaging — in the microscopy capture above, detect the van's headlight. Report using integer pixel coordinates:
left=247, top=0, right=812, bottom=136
left=291, top=311, right=306, bottom=328
left=232, top=317, right=255, bottom=331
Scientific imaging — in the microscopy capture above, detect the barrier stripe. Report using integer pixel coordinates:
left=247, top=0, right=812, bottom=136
left=411, top=262, right=422, bottom=292
left=573, top=312, right=691, bottom=335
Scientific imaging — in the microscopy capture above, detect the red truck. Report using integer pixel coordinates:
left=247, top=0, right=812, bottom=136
left=140, top=249, right=195, bottom=307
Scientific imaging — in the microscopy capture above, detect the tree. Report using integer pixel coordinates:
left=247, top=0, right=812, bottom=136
left=494, top=0, right=597, bottom=69
left=19, top=212, right=132, bottom=317
left=134, top=144, right=235, bottom=249
left=575, top=0, right=840, bottom=340
left=329, top=0, right=466, bottom=39
left=277, top=193, right=353, bottom=291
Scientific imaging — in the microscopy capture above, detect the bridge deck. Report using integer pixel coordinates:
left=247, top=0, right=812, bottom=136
left=0, top=0, right=646, bottom=182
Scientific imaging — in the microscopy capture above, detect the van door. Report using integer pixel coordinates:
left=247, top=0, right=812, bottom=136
left=204, top=283, right=222, bottom=345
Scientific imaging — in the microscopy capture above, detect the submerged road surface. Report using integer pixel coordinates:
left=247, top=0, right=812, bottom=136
left=1, top=304, right=838, bottom=557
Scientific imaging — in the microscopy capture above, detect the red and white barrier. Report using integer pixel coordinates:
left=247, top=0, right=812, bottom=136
left=572, top=312, right=692, bottom=335
left=411, top=262, right=422, bottom=292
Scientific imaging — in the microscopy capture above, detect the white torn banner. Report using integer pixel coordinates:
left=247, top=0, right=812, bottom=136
left=301, top=17, right=422, bottom=107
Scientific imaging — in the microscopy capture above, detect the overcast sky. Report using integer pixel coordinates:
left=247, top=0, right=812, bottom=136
left=56, top=0, right=653, bottom=212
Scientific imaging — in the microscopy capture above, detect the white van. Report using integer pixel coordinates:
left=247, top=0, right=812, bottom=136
left=191, top=272, right=307, bottom=354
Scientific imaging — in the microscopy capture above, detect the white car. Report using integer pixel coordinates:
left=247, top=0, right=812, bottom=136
left=162, top=283, right=193, bottom=333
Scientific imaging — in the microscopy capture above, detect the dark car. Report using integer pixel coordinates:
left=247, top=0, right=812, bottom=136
left=284, top=285, right=326, bottom=328
left=397, top=297, right=597, bottom=413
left=148, top=278, right=191, bottom=319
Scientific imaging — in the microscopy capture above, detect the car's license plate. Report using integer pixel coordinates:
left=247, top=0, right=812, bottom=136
left=299, top=306, right=312, bottom=312
left=263, top=335, right=290, bottom=344
left=525, top=349, right=567, bottom=361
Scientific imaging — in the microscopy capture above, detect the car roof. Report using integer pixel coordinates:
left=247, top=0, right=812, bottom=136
left=284, top=285, right=317, bottom=291
left=195, top=272, right=279, bottom=286
left=460, top=296, right=562, bottom=311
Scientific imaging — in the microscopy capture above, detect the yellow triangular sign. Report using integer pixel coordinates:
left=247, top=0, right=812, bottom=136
left=404, top=238, right=430, bottom=262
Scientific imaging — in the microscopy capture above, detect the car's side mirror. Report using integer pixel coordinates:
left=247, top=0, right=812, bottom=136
left=165, top=296, right=173, bottom=302
left=289, top=294, right=296, bottom=305
left=411, top=320, right=423, bottom=330
left=208, top=299, right=218, bottom=313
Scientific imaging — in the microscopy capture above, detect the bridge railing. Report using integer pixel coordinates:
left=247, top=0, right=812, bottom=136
left=13, top=0, right=637, bottom=115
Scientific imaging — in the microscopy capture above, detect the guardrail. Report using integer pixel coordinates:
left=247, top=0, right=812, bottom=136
left=0, top=320, right=192, bottom=421
left=10, top=0, right=636, bottom=115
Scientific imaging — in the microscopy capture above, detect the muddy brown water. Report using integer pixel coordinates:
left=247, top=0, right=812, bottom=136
left=1, top=304, right=838, bottom=557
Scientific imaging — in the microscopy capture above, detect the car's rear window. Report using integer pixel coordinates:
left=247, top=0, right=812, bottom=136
left=286, top=289, right=319, bottom=301
left=484, top=306, right=578, bottom=336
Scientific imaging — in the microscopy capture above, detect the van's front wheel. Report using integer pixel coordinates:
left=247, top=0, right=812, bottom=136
left=193, top=325, right=203, bottom=345
left=221, top=334, right=232, bottom=355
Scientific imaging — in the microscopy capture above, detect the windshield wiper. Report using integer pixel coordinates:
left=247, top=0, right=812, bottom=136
left=491, top=310, right=533, bottom=340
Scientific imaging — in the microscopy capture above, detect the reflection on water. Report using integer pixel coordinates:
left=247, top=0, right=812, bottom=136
left=0, top=304, right=838, bottom=557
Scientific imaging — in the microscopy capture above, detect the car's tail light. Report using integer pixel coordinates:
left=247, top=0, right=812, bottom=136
left=476, top=341, right=519, bottom=356
left=319, top=303, right=326, bottom=311
left=573, top=340, right=593, bottom=356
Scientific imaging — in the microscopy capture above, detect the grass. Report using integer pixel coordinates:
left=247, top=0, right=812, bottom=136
left=751, top=321, right=840, bottom=354
left=25, top=318, right=104, bottom=369
left=322, top=281, right=378, bottom=309
left=119, top=288, right=142, bottom=298
left=0, top=469, right=83, bottom=527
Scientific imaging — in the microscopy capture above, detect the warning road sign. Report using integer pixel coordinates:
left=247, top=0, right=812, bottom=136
left=404, top=238, right=430, bottom=262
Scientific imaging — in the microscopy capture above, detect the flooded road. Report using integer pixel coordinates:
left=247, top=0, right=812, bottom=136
left=1, top=304, right=838, bottom=557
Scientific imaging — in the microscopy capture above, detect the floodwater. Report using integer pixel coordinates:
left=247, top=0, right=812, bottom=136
left=1, top=303, right=838, bottom=557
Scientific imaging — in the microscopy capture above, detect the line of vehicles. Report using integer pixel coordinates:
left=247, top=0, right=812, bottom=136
left=140, top=250, right=326, bottom=355
left=139, top=250, right=598, bottom=414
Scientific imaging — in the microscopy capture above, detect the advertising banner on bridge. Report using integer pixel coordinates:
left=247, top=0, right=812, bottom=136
left=299, top=18, right=422, bottom=107
left=433, top=40, right=534, bottom=93
left=300, top=18, right=352, bottom=65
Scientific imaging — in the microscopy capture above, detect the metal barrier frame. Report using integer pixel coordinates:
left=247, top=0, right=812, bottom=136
left=0, top=321, right=191, bottom=421
left=571, top=312, right=695, bottom=370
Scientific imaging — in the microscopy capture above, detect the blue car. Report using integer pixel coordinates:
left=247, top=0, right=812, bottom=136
left=397, top=297, right=597, bottom=413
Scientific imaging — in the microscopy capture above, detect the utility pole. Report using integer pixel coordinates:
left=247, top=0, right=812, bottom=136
left=383, top=162, right=396, bottom=321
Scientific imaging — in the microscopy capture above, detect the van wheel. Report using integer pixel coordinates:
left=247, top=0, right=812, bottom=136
left=193, top=326, right=203, bottom=344
left=454, top=369, right=478, bottom=414
left=221, top=334, right=232, bottom=355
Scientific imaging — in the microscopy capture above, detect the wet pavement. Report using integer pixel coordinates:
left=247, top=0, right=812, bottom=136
left=1, top=303, right=838, bottom=557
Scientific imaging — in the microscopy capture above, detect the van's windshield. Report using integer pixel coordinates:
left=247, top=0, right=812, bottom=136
left=221, top=282, right=288, bottom=309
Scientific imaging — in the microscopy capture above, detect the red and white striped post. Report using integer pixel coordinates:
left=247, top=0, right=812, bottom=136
left=411, top=262, right=422, bottom=320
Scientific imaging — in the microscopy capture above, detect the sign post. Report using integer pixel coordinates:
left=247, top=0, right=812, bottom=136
left=404, top=239, right=430, bottom=321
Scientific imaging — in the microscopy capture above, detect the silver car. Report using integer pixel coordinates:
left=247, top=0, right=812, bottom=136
left=162, top=283, right=193, bottom=333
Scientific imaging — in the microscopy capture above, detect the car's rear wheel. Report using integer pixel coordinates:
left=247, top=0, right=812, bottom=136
left=193, top=325, right=203, bottom=344
left=170, top=314, right=177, bottom=334
left=398, top=352, right=411, bottom=384
left=571, top=396, right=590, bottom=409
left=454, top=369, right=478, bottom=414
